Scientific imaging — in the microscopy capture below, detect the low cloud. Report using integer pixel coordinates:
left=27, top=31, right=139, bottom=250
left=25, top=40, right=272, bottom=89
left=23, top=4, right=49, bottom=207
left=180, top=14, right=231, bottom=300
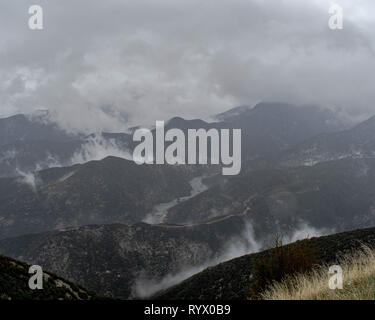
left=132, top=222, right=261, bottom=298
left=283, top=222, right=333, bottom=244
left=16, top=168, right=39, bottom=192
left=132, top=221, right=331, bottom=298
left=70, top=134, right=133, bottom=164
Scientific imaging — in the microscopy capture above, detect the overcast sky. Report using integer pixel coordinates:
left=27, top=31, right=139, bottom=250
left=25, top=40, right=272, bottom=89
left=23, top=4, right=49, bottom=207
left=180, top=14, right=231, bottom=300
left=0, top=0, right=374, bottom=133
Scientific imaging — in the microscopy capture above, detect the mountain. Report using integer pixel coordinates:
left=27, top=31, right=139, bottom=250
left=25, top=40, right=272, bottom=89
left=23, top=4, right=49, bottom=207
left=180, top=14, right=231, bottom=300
left=279, top=115, right=375, bottom=167
left=154, top=226, right=375, bottom=300
left=0, top=112, right=135, bottom=177
left=0, top=131, right=133, bottom=178
left=0, top=254, right=99, bottom=300
left=0, top=103, right=367, bottom=301
left=214, top=105, right=252, bottom=122
left=0, top=114, right=76, bottom=146
left=4, top=157, right=375, bottom=299
left=0, top=103, right=347, bottom=177
left=0, top=217, right=252, bottom=299
left=0, top=139, right=83, bottom=177
left=218, top=102, right=347, bottom=161
left=164, top=158, right=375, bottom=238
left=0, top=156, right=197, bottom=239
left=163, top=103, right=347, bottom=163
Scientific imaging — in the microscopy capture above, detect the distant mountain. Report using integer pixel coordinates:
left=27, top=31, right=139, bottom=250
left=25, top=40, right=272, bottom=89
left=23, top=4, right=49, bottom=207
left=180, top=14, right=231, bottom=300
left=3, top=157, right=375, bottom=299
left=0, top=103, right=348, bottom=176
left=165, top=103, right=347, bottom=162
left=223, top=102, right=348, bottom=160
left=0, top=113, right=80, bottom=177
left=0, top=254, right=99, bottom=300
left=214, top=105, right=252, bottom=122
left=0, top=131, right=133, bottom=178
left=0, top=103, right=366, bottom=302
left=154, top=226, right=375, bottom=300
left=0, top=156, right=197, bottom=239
left=280, top=115, right=375, bottom=167
left=0, top=114, right=76, bottom=146
left=164, top=158, right=375, bottom=237
left=0, top=217, right=250, bottom=299
left=0, top=139, right=83, bottom=177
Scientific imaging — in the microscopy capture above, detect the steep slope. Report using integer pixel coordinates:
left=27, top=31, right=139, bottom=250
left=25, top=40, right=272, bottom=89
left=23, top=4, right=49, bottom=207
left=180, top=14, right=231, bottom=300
left=0, top=139, right=83, bottom=177
left=0, top=254, right=98, bottom=300
left=0, top=103, right=347, bottom=177
left=0, top=217, right=253, bottom=299
left=0, top=113, right=75, bottom=146
left=0, top=156, right=195, bottom=239
left=280, top=115, right=375, bottom=167
left=220, top=102, right=347, bottom=161
left=163, top=103, right=347, bottom=164
left=165, top=158, right=375, bottom=237
left=154, top=227, right=375, bottom=300
left=0, top=131, right=133, bottom=178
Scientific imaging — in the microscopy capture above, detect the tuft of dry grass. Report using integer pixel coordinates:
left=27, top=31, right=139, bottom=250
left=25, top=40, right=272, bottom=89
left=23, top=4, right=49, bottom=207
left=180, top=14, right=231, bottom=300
left=261, top=245, right=375, bottom=300
left=249, top=236, right=318, bottom=299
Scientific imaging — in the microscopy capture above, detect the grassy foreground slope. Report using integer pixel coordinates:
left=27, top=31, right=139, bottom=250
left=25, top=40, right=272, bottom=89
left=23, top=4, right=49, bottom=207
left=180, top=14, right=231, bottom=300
left=154, top=227, right=375, bottom=300
left=262, top=246, right=375, bottom=300
left=0, top=254, right=99, bottom=300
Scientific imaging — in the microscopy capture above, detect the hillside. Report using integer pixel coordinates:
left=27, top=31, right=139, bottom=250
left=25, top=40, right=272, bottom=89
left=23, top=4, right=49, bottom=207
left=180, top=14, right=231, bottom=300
left=0, top=156, right=196, bottom=239
left=154, top=227, right=375, bottom=300
left=279, top=116, right=375, bottom=167
left=261, top=245, right=375, bottom=300
left=165, top=158, right=375, bottom=237
left=0, top=103, right=372, bottom=301
left=0, top=103, right=346, bottom=177
left=0, top=254, right=98, bottom=300
left=0, top=217, right=250, bottom=299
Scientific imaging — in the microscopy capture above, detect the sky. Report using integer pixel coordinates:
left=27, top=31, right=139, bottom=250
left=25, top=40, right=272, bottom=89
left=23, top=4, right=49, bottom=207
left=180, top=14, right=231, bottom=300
left=0, top=0, right=374, bottom=133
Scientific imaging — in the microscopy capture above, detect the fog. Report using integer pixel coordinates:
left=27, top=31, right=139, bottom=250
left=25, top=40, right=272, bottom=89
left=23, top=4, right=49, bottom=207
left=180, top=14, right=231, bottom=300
left=1, top=0, right=374, bottom=133
left=70, top=134, right=133, bottom=164
left=132, top=221, right=330, bottom=298
left=16, top=168, right=39, bottom=192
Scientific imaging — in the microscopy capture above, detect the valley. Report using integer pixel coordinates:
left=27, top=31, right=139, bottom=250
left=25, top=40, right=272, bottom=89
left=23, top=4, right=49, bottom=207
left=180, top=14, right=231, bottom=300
left=1, top=102, right=375, bottom=300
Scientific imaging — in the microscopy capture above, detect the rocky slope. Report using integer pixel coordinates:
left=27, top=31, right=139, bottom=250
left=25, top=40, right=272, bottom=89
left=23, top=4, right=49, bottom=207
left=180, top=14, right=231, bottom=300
left=0, top=156, right=196, bottom=239
left=0, top=217, right=253, bottom=299
left=0, top=254, right=99, bottom=300
left=165, top=158, right=375, bottom=237
left=0, top=102, right=370, bottom=301
left=154, top=227, right=375, bottom=300
left=279, top=115, right=375, bottom=167
left=0, top=103, right=347, bottom=177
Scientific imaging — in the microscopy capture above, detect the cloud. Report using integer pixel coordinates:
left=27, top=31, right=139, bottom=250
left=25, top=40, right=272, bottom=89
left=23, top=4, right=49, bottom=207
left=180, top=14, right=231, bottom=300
left=0, top=149, right=19, bottom=163
left=70, top=134, right=133, bottom=164
left=132, top=222, right=262, bottom=298
left=283, top=222, right=333, bottom=244
left=16, top=168, right=39, bottom=192
left=1, top=0, right=375, bottom=133
left=132, top=221, right=331, bottom=298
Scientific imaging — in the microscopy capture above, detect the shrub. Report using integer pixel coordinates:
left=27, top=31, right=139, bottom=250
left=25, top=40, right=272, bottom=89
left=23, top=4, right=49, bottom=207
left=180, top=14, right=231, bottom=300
left=249, top=235, right=318, bottom=299
left=261, top=245, right=375, bottom=300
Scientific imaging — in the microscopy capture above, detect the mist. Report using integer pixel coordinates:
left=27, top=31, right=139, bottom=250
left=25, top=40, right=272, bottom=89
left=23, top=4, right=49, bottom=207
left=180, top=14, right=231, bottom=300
left=16, top=168, right=39, bottom=192
left=132, top=221, right=329, bottom=298
left=70, top=134, right=133, bottom=164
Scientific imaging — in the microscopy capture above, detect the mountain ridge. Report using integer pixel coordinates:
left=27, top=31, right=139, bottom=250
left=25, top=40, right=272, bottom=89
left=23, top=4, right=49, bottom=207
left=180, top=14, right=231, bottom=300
left=154, top=226, right=375, bottom=300
left=0, top=253, right=99, bottom=300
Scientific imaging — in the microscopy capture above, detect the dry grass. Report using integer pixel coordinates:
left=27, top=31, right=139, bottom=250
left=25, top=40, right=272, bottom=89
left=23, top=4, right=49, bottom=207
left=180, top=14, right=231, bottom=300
left=249, top=236, right=318, bottom=299
left=261, top=245, right=375, bottom=300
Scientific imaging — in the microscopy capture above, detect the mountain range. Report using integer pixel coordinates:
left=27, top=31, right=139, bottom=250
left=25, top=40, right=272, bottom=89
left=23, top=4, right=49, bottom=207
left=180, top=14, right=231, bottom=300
left=154, top=226, right=375, bottom=300
left=1, top=102, right=375, bottom=299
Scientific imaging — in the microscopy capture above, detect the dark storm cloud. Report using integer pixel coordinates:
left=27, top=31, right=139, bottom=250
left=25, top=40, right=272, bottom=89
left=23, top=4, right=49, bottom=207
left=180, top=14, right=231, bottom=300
left=0, top=0, right=374, bottom=132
